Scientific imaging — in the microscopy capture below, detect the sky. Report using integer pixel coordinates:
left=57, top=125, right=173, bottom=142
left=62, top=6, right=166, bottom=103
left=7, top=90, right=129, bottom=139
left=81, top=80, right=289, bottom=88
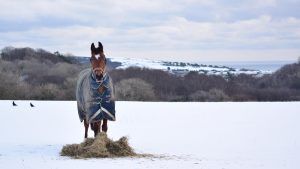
left=0, top=0, right=300, bottom=62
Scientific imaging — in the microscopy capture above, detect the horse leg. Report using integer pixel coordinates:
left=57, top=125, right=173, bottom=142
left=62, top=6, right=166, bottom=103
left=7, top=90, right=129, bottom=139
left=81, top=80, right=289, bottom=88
left=102, top=119, right=108, bottom=133
left=92, top=121, right=101, bottom=137
left=84, top=118, right=89, bottom=138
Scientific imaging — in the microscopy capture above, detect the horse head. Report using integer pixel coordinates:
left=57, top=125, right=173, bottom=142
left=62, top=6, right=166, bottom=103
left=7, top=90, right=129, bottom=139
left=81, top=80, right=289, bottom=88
left=90, top=42, right=107, bottom=82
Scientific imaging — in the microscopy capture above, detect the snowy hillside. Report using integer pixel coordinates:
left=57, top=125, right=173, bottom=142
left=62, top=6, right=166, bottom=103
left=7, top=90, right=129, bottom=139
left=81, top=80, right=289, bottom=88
left=1, top=101, right=300, bottom=169
left=109, top=57, right=273, bottom=76
left=75, top=56, right=273, bottom=76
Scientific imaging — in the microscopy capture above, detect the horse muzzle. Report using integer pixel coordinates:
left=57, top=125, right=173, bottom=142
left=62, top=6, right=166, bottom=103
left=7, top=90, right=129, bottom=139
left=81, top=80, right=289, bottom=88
left=95, top=74, right=103, bottom=82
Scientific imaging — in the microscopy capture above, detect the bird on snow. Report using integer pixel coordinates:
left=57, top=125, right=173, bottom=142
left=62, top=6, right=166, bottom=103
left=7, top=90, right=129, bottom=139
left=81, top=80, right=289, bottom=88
left=30, top=103, right=35, bottom=107
left=12, top=101, right=17, bottom=106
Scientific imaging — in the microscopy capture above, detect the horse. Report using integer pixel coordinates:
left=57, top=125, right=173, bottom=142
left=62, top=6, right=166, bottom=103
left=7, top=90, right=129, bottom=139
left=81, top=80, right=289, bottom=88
left=76, top=42, right=116, bottom=138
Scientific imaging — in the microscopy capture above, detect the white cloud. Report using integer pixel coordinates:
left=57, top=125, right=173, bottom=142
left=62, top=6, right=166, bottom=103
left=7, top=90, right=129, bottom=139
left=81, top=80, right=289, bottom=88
left=0, top=0, right=299, bottom=61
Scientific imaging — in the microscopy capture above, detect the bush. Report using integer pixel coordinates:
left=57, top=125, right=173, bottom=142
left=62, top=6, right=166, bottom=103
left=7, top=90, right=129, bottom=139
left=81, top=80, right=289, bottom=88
left=115, top=78, right=156, bottom=101
left=208, top=88, right=230, bottom=101
left=189, top=90, right=209, bottom=101
left=189, top=89, right=230, bottom=101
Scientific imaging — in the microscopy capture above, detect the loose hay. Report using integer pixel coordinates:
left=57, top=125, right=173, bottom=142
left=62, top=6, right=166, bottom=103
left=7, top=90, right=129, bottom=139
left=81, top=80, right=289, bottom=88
left=60, top=132, right=139, bottom=158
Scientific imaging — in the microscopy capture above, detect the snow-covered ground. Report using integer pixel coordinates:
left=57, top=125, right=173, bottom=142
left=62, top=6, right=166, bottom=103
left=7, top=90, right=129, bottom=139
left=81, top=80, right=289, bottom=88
left=109, top=57, right=273, bottom=76
left=0, top=101, right=300, bottom=169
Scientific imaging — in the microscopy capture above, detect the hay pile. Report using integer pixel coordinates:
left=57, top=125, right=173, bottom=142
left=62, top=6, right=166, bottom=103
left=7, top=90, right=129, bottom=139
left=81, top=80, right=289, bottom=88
left=61, top=132, right=138, bottom=158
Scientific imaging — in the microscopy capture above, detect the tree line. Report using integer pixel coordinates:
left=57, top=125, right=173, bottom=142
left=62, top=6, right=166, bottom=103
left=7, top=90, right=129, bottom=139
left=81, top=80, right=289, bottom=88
left=1, top=47, right=300, bottom=101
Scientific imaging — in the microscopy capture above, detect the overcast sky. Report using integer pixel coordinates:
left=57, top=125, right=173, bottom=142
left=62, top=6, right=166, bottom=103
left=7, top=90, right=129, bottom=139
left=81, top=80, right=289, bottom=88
left=0, top=0, right=300, bottom=62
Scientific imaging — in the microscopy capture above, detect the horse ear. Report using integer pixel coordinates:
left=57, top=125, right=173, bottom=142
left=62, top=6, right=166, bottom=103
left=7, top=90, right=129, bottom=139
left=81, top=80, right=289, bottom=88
left=91, top=43, right=96, bottom=53
left=98, top=41, right=103, bottom=52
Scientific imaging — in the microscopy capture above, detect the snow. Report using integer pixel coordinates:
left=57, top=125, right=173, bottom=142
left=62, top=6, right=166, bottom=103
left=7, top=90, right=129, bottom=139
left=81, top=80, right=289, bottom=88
left=109, top=57, right=272, bottom=76
left=1, top=100, right=300, bottom=169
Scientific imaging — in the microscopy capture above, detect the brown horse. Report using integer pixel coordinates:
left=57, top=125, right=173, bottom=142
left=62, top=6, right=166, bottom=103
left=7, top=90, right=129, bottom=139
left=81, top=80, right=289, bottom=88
left=76, top=42, right=115, bottom=138
left=85, top=42, right=108, bottom=138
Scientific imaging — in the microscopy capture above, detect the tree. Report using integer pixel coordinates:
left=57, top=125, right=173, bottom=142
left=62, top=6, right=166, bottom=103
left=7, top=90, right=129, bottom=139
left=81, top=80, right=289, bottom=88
left=115, top=78, right=156, bottom=101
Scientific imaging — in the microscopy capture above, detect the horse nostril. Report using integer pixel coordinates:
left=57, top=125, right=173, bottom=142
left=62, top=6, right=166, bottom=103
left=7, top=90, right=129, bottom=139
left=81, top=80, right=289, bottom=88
left=96, top=74, right=103, bottom=80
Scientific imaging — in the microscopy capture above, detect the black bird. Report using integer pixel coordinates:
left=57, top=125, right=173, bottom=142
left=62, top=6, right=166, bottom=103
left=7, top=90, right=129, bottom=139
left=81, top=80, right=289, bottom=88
left=13, top=101, right=17, bottom=106
left=30, top=103, right=35, bottom=107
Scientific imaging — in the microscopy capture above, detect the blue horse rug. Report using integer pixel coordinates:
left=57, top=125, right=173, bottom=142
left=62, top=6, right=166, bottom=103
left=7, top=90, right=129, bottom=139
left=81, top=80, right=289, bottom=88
left=76, top=68, right=116, bottom=123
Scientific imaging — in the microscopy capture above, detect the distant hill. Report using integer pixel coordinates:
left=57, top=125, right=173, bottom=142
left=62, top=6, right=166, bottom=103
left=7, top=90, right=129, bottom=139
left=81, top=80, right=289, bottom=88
left=0, top=46, right=299, bottom=101
left=71, top=56, right=272, bottom=77
left=1, top=47, right=272, bottom=77
left=0, top=47, right=74, bottom=64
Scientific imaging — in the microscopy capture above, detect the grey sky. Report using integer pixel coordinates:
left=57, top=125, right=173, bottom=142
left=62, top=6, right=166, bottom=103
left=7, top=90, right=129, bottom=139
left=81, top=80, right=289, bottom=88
left=0, top=0, right=299, bottom=62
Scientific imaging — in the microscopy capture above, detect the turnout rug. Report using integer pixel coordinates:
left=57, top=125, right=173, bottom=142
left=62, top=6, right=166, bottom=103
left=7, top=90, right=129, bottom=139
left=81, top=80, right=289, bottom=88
left=76, top=68, right=116, bottom=123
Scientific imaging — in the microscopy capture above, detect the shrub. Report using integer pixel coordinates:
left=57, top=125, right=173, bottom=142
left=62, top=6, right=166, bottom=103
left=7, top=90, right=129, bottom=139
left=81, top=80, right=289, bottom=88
left=189, top=90, right=209, bottom=101
left=36, top=84, right=61, bottom=100
left=208, top=88, right=230, bottom=101
left=189, top=89, right=230, bottom=101
left=115, top=78, right=156, bottom=101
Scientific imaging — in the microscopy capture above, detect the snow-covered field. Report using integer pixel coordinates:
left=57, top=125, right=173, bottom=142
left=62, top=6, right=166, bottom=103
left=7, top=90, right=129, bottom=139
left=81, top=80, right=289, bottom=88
left=109, top=57, right=273, bottom=76
left=0, top=101, right=299, bottom=169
